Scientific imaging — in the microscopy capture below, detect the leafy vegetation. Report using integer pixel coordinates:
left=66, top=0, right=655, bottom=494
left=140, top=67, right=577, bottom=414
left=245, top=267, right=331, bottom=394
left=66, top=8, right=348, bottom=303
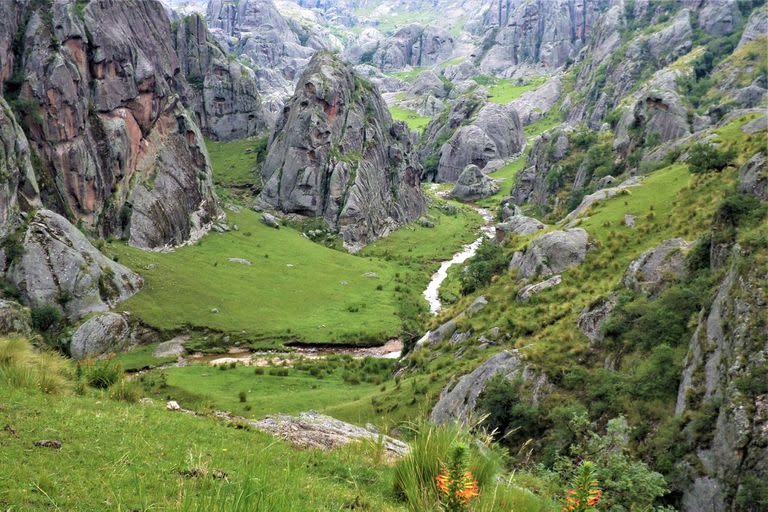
left=390, top=105, right=432, bottom=132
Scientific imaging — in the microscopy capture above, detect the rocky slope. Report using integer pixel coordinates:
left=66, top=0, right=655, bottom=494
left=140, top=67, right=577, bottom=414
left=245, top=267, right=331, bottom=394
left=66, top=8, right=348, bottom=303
left=0, top=0, right=221, bottom=249
left=257, top=52, right=426, bottom=250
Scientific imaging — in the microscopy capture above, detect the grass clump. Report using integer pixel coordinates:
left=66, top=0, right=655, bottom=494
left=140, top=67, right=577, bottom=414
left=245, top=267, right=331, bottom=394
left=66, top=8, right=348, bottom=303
left=0, top=337, right=71, bottom=395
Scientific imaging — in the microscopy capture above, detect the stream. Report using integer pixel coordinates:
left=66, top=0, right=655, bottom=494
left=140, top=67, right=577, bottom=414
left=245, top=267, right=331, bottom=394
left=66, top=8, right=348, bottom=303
left=423, top=205, right=496, bottom=315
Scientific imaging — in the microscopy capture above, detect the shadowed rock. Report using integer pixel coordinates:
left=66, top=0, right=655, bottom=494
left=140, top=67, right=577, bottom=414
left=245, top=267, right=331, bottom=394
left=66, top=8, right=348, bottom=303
left=450, top=165, right=500, bottom=201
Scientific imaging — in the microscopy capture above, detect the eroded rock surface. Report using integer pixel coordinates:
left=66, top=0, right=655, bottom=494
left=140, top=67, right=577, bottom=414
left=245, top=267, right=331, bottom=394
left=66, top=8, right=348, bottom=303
left=257, top=52, right=425, bottom=250
left=622, top=238, right=692, bottom=297
left=508, top=228, right=589, bottom=279
left=70, top=313, right=131, bottom=360
left=7, top=210, right=142, bottom=322
left=451, top=165, right=499, bottom=201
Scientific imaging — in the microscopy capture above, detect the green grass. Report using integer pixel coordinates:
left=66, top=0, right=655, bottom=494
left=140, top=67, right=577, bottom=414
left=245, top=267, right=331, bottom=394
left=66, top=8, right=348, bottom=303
left=475, top=155, right=528, bottom=207
left=112, top=343, right=177, bottom=371
left=0, top=385, right=400, bottom=511
left=477, top=76, right=548, bottom=105
left=389, top=67, right=428, bottom=83
left=389, top=105, right=431, bottom=132
left=107, top=211, right=404, bottom=346
left=137, top=360, right=390, bottom=425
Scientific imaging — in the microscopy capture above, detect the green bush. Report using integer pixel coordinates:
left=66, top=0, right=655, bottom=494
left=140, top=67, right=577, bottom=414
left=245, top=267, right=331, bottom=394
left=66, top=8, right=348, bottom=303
left=86, top=360, right=122, bottom=389
left=687, top=143, right=737, bottom=174
left=477, top=375, right=545, bottom=450
left=460, top=240, right=507, bottom=295
left=30, top=304, right=63, bottom=333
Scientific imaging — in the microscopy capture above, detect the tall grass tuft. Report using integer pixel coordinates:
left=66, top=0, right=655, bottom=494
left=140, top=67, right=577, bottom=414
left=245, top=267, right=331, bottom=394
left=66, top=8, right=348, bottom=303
left=393, top=422, right=505, bottom=511
left=0, top=337, right=71, bottom=394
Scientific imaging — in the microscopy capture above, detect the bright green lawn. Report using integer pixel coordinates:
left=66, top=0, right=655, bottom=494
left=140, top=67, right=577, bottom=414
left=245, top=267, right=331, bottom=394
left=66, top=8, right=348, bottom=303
left=113, top=343, right=176, bottom=371
left=108, top=211, right=403, bottom=345
left=389, top=105, right=431, bottom=132
left=146, top=363, right=386, bottom=425
left=0, top=387, right=399, bottom=511
left=389, top=67, right=428, bottom=83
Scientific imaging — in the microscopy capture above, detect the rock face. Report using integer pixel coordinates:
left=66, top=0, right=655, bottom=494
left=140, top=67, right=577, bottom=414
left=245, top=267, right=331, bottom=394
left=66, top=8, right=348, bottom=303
left=738, top=152, right=767, bottom=201
left=510, top=129, right=570, bottom=207
left=257, top=52, right=426, bottom=250
left=173, top=14, right=265, bottom=141
left=738, top=7, right=768, bottom=48
left=508, top=228, right=589, bottom=279
left=622, top=238, right=692, bottom=297
left=0, top=98, right=39, bottom=239
left=431, top=351, right=550, bottom=425
left=7, top=210, right=142, bottom=322
left=561, top=177, right=642, bottom=225
left=676, top=250, right=768, bottom=512
left=251, top=411, right=408, bottom=457
left=5, top=0, right=219, bottom=249
left=437, top=103, right=525, bottom=182
left=69, top=313, right=131, bottom=360
left=507, top=75, right=562, bottom=125
left=450, top=165, right=500, bottom=201
left=479, top=0, right=612, bottom=74
left=366, top=24, right=455, bottom=72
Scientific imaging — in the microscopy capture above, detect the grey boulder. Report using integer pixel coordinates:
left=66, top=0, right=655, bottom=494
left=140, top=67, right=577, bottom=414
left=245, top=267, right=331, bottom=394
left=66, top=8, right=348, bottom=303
left=622, top=238, right=692, bottom=297
left=69, top=313, right=131, bottom=360
left=509, top=228, right=590, bottom=280
left=8, top=210, right=142, bottom=322
left=430, top=351, right=550, bottom=425
left=450, top=165, right=500, bottom=202
left=737, top=152, right=767, bottom=201
left=0, top=300, right=32, bottom=336
left=517, top=275, right=562, bottom=301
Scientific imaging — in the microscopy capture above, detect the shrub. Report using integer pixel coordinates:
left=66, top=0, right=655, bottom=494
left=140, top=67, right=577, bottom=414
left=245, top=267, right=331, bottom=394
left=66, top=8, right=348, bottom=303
left=238, top=391, right=247, bottom=403
left=268, top=368, right=289, bottom=377
left=86, top=359, right=122, bottom=389
left=30, top=304, right=63, bottom=332
left=109, top=379, right=142, bottom=403
left=0, top=337, right=71, bottom=394
left=476, top=375, right=545, bottom=450
left=460, top=240, right=507, bottom=295
left=254, top=367, right=264, bottom=375
left=687, top=143, right=736, bottom=174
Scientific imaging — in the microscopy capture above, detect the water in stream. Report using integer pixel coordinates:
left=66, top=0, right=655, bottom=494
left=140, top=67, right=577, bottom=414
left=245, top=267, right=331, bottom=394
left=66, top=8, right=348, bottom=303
left=423, top=206, right=496, bottom=314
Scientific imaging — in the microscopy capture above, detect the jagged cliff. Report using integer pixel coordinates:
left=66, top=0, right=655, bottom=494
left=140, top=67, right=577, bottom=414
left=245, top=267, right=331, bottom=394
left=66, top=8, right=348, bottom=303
left=257, top=52, right=426, bottom=251
left=0, top=0, right=220, bottom=249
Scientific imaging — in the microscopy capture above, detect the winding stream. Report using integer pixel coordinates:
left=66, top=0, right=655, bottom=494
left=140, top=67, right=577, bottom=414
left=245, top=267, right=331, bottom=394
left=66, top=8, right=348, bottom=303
left=423, top=206, right=496, bottom=315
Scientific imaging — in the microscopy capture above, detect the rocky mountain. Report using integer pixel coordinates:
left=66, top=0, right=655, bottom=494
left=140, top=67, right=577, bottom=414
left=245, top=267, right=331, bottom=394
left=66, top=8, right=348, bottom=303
left=257, top=51, right=426, bottom=250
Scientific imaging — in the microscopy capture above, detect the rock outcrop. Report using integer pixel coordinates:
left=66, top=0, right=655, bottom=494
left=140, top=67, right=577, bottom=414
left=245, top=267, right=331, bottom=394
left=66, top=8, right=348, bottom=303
left=6, top=0, right=219, bottom=249
left=69, top=312, right=131, bottom=360
left=517, top=275, right=562, bottom=301
left=577, top=294, right=618, bottom=344
left=622, top=238, right=692, bottom=297
left=251, top=411, right=409, bottom=456
left=7, top=210, right=142, bottom=322
left=738, top=152, right=767, bottom=201
left=738, top=7, right=768, bottom=48
left=495, top=214, right=546, bottom=240
left=676, top=249, right=768, bottom=512
left=173, top=13, right=266, bottom=140
left=437, top=103, right=525, bottom=182
left=510, top=129, right=571, bottom=207
left=508, top=228, right=589, bottom=279
left=561, top=177, right=642, bottom=225
left=360, top=24, right=454, bottom=72
left=450, top=165, right=499, bottom=201
left=431, top=351, right=550, bottom=425
left=257, top=52, right=425, bottom=250
left=507, top=75, right=562, bottom=125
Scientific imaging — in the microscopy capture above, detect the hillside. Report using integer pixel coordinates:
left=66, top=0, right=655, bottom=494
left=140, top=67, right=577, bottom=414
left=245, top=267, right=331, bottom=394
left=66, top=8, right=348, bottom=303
left=0, top=0, right=766, bottom=511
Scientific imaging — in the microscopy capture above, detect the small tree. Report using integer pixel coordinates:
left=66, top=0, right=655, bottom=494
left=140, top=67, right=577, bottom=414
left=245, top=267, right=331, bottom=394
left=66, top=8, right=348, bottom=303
left=687, top=143, right=737, bottom=174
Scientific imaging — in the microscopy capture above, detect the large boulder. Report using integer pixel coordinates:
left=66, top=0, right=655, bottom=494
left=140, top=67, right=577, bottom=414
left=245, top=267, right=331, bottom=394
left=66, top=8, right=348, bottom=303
left=738, top=152, right=767, bottom=201
left=10, top=0, right=220, bottom=249
left=495, top=215, right=546, bottom=240
left=622, top=238, right=692, bottom=297
left=173, top=14, right=266, bottom=140
left=437, top=103, right=525, bottom=182
left=450, top=165, right=500, bottom=201
left=257, top=52, right=426, bottom=250
left=509, top=228, right=590, bottom=279
left=430, top=351, right=550, bottom=425
left=561, top=177, right=642, bottom=225
left=507, top=76, right=562, bottom=125
left=69, top=312, right=131, bottom=360
left=7, top=210, right=142, bottom=322
left=516, top=275, right=562, bottom=301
